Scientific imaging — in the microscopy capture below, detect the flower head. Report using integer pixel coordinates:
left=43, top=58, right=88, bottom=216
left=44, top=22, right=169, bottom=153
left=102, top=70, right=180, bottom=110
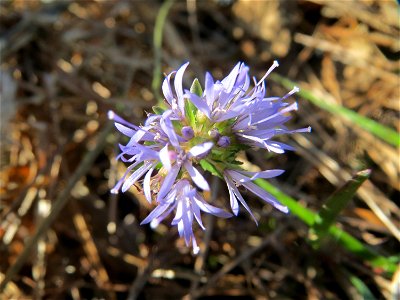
left=109, top=60, right=310, bottom=254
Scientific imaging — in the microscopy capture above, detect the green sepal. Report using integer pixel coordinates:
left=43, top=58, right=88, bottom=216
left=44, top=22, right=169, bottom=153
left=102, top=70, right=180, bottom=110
left=152, top=105, right=166, bottom=115
left=199, top=159, right=223, bottom=178
left=190, top=78, right=203, bottom=97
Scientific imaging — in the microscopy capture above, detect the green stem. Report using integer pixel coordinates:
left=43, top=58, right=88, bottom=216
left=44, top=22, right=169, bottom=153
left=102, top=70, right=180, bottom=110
left=152, top=0, right=175, bottom=104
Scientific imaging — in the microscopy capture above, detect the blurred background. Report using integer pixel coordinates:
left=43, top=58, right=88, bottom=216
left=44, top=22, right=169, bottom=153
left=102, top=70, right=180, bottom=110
left=0, top=0, right=399, bottom=299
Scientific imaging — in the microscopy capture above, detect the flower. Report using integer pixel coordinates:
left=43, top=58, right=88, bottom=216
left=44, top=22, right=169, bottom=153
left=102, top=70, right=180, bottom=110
left=223, top=169, right=288, bottom=224
left=109, top=60, right=310, bottom=254
left=140, top=179, right=231, bottom=254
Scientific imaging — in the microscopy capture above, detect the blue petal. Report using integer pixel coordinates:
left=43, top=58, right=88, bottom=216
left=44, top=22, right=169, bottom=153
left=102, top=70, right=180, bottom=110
left=174, top=62, right=189, bottom=114
left=188, top=142, right=213, bottom=158
left=184, top=161, right=210, bottom=191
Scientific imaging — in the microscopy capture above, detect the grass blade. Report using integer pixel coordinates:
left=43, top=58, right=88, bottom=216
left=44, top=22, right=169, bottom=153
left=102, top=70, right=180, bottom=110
left=312, top=169, right=370, bottom=241
left=152, top=0, right=175, bottom=103
left=269, top=73, right=400, bottom=147
left=348, top=273, right=377, bottom=300
left=254, top=178, right=398, bottom=274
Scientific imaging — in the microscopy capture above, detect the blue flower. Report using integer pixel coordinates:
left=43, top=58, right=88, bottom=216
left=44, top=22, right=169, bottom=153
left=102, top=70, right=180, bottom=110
left=110, top=61, right=310, bottom=253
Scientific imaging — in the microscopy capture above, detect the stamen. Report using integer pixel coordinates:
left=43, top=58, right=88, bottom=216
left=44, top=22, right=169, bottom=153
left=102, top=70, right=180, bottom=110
left=256, top=60, right=279, bottom=86
left=280, top=86, right=300, bottom=101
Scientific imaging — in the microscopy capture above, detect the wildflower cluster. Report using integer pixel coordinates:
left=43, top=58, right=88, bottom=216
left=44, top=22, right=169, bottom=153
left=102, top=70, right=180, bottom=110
left=109, top=61, right=310, bottom=254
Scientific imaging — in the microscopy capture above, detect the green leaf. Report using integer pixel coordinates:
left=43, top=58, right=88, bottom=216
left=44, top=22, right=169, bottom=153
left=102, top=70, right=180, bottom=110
left=199, top=159, right=223, bottom=178
left=184, top=99, right=197, bottom=127
left=254, top=178, right=397, bottom=274
left=190, top=78, right=203, bottom=97
left=312, top=169, right=370, bottom=242
left=269, top=73, right=400, bottom=147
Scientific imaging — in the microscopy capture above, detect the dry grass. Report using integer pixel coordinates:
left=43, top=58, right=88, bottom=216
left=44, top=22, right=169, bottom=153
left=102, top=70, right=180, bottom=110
left=1, top=1, right=399, bottom=299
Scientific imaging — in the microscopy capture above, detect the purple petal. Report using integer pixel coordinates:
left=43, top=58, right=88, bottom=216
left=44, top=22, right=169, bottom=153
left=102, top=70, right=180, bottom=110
left=186, top=93, right=211, bottom=118
left=205, top=72, right=215, bottom=107
left=194, top=194, right=232, bottom=218
left=236, top=169, right=285, bottom=182
left=115, top=123, right=136, bottom=137
left=252, top=102, right=298, bottom=126
left=174, top=62, right=189, bottom=114
left=143, top=167, right=154, bottom=203
left=188, top=142, right=213, bottom=158
left=160, top=112, right=180, bottom=149
left=264, top=141, right=294, bottom=153
left=224, top=174, right=258, bottom=224
left=184, top=161, right=210, bottom=191
left=191, top=199, right=205, bottom=230
left=140, top=202, right=171, bottom=225
left=162, top=72, right=175, bottom=106
left=159, top=144, right=171, bottom=171
left=224, top=176, right=239, bottom=215
left=221, top=62, right=241, bottom=93
left=171, top=200, right=183, bottom=225
left=110, top=162, right=139, bottom=194
left=122, top=162, right=153, bottom=192
left=157, top=164, right=181, bottom=201
left=108, top=111, right=139, bottom=130
left=242, top=180, right=289, bottom=213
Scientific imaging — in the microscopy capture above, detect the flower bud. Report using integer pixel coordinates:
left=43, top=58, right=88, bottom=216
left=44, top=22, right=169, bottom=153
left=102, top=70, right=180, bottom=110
left=208, top=128, right=220, bottom=139
left=181, top=126, right=194, bottom=140
left=217, top=136, right=230, bottom=148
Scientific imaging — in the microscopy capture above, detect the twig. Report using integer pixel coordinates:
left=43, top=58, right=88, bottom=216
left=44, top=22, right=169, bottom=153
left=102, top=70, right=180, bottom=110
left=189, top=177, right=220, bottom=297
left=126, top=257, right=153, bottom=300
left=190, top=227, right=284, bottom=299
left=0, top=122, right=113, bottom=292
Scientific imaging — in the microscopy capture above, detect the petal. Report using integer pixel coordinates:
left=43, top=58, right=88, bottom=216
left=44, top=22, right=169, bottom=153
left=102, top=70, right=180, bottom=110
left=221, top=62, right=241, bottom=93
left=194, top=194, right=232, bottom=218
left=242, top=180, right=289, bottom=213
left=121, top=162, right=153, bottom=193
left=224, top=175, right=239, bottom=215
left=237, top=169, right=285, bottom=182
left=157, top=164, right=181, bottom=201
left=225, top=176, right=258, bottom=225
left=186, top=93, right=211, bottom=118
left=184, top=161, right=210, bottom=191
left=174, top=62, right=189, bottom=114
left=115, top=123, right=136, bottom=137
left=143, top=166, right=155, bottom=203
left=110, top=162, right=139, bottom=194
left=162, top=72, right=175, bottom=105
left=181, top=206, right=194, bottom=245
left=205, top=72, right=214, bottom=107
left=252, top=102, right=298, bottom=126
left=188, top=142, right=213, bottom=158
left=171, top=200, right=183, bottom=225
left=265, top=141, right=294, bottom=153
left=160, top=111, right=180, bottom=149
left=159, top=144, right=171, bottom=171
left=140, top=202, right=171, bottom=225
left=190, top=195, right=205, bottom=230
left=108, top=111, right=138, bottom=129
